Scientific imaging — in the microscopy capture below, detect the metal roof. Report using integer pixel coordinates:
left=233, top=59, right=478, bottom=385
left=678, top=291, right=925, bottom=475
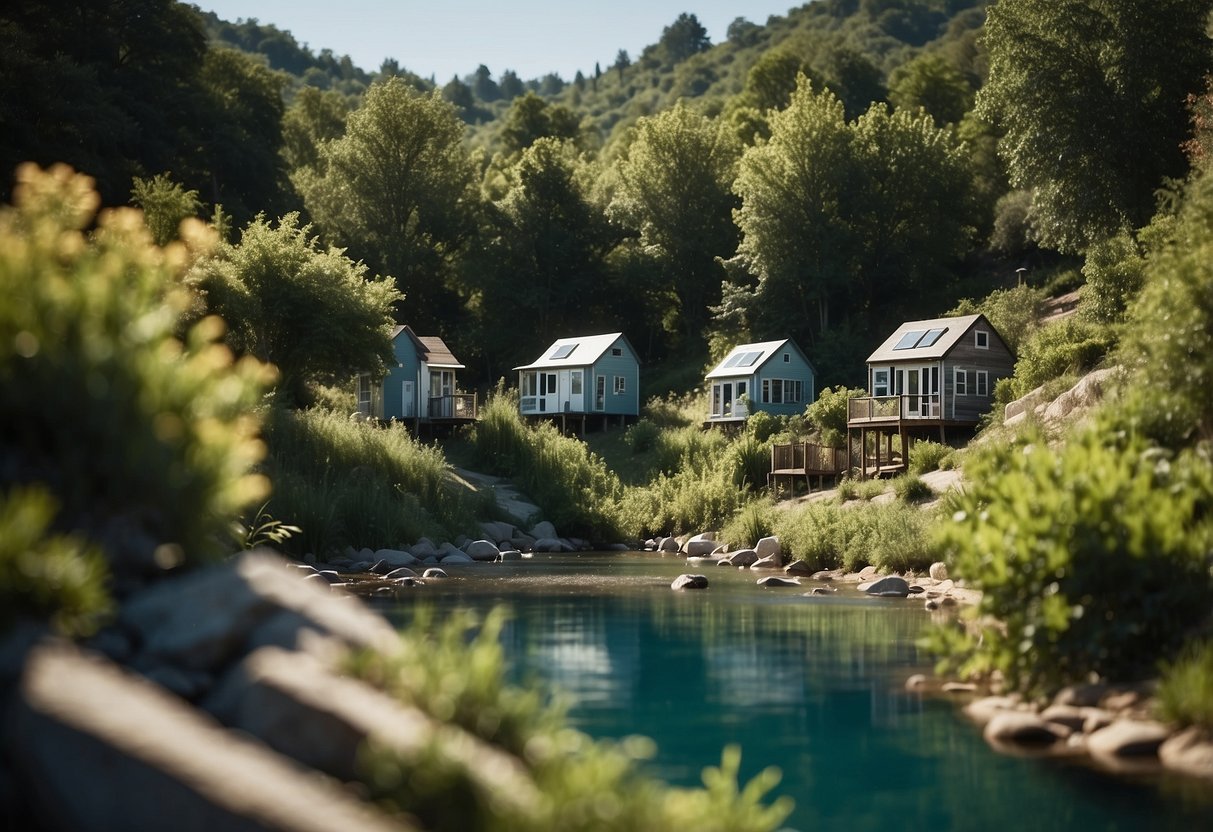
left=864, top=314, right=986, bottom=364
left=393, top=326, right=465, bottom=369
left=706, top=339, right=801, bottom=379
left=514, top=333, right=630, bottom=371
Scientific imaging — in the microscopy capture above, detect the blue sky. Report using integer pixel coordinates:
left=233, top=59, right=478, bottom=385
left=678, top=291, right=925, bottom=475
left=198, top=1, right=799, bottom=82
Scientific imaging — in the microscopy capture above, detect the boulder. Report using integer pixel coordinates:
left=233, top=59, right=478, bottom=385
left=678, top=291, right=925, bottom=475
left=1087, top=719, right=1171, bottom=759
left=497, top=549, right=523, bottom=562
left=810, top=570, right=839, bottom=581
left=529, top=521, right=558, bottom=540
left=756, top=576, right=801, bottom=588
left=750, top=556, right=781, bottom=570
left=682, top=533, right=717, bottom=557
left=754, top=536, right=781, bottom=563
left=983, top=711, right=1069, bottom=747
left=373, top=548, right=418, bottom=568
left=440, top=552, right=474, bottom=564
left=671, top=574, right=709, bottom=590
left=1159, top=727, right=1213, bottom=780
left=783, top=560, right=815, bottom=576
left=725, top=549, right=758, bottom=568
left=8, top=640, right=404, bottom=832
left=409, top=540, right=438, bottom=559
left=478, top=521, right=516, bottom=544
left=532, top=538, right=564, bottom=553
left=964, top=696, right=1020, bottom=727
left=464, top=539, right=501, bottom=562
left=120, top=550, right=399, bottom=673
left=510, top=534, right=537, bottom=552
left=864, top=576, right=911, bottom=598
left=422, top=568, right=449, bottom=580
left=383, top=567, right=418, bottom=580
left=1040, top=704, right=1088, bottom=733
left=658, top=537, right=680, bottom=553
left=928, top=562, right=949, bottom=581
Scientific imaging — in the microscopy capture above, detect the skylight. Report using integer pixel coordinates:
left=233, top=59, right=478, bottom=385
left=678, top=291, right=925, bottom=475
left=549, top=343, right=577, bottom=360
left=893, top=330, right=926, bottom=350
left=917, top=327, right=948, bottom=348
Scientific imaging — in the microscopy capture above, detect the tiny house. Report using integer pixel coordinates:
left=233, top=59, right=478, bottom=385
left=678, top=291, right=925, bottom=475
left=705, top=339, right=816, bottom=424
left=356, top=326, right=476, bottom=425
left=515, top=333, right=639, bottom=427
left=846, top=313, right=1014, bottom=475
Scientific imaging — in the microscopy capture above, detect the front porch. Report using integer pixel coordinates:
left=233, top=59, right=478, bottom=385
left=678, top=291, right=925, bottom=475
left=428, top=392, right=478, bottom=422
left=846, top=395, right=973, bottom=479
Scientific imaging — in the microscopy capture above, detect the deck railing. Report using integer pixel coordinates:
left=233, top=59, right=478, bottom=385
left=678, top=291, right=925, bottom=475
left=769, top=442, right=846, bottom=475
left=848, top=394, right=941, bottom=422
left=428, top=392, right=477, bottom=420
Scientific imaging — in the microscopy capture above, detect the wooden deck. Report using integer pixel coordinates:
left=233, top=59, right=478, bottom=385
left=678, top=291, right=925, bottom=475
left=768, top=442, right=846, bottom=495
left=846, top=395, right=973, bottom=479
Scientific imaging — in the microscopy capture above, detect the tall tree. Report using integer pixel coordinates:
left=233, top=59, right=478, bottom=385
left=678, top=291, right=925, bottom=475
left=297, top=78, right=477, bottom=326
left=609, top=103, right=741, bottom=341
left=658, top=13, right=711, bottom=66
left=130, top=172, right=201, bottom=246
left=887, top=53, right=974, bottom=126
left=281, top=87, right=348, bottom=173
left=501, top=92, right=583, bottom=153
left=977, top=0, right=1213, bottom=253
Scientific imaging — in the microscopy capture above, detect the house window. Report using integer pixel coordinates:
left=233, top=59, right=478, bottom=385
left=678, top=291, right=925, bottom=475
left=522, top=373, right=538, bottom=397
left=595, top=375, right=606, bottom=410
left=975, top=330, right=990, bottom=349
left=872, top=369, right=890, bottom=397
left=614, top=375, right=626, bottom=394
left=954, top=367, right=968, bottom=396
left=976, top=370, right=989, bottom=397
left=570, top=370, right=582, bottom=395
left=356, top=374, right=372, bottom=416
left=761, top=379, right=802, bottom=405
left=611, top=347, right=623, bottom=356
left=783, top=352, right=790, bottom=362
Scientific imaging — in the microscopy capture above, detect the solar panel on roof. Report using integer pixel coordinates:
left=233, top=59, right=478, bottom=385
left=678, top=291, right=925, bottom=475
left=550, top=343, right=577, bottom=360
left=893, top=330, right=926, bottom=350
left=722, top=352, right=746, bottom=369
left=917, top=327, right=948, bottom=348
left=737, top=351, right=763, bottom=367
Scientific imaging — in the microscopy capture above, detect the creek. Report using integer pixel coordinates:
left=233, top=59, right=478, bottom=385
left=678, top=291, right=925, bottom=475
left=387, top=552, right=1213, bottom=831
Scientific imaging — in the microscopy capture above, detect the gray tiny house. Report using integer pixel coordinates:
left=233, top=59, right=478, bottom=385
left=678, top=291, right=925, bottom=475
left=515, top=333, right=640, bottom=428
left=356, top=326, right=476, bottom=425
left=846, top=313, right=1014, bottom=475
left=705, top=339, right=816, bottom=425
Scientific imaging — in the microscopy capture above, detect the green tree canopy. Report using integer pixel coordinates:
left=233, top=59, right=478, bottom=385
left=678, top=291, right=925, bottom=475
left=887, top=53, right=973, bottom=126
left=977, top=0, right=1213, bottom=253
left=297, top=78, right=477, bottom=326
left=190, top=213, right=400, bottom=406
left=609, top=103, right=741, bottom=341
left=501, top=92, right=583, bottom=153
left=658, top=13, right=711, bottom=66
left=130, top=173, right=202, bottom=246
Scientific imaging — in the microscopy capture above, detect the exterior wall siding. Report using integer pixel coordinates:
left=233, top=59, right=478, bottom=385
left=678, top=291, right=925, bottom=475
left=380, top=338, right=420, bottom=421
left=589, top=338, right=640, bottom=416
left=752, top=355, right=815, bottom=417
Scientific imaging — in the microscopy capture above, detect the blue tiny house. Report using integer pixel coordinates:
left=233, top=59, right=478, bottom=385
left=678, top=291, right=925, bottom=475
left=515, top=333, right=640, bottom=425
left=356, top=326, right=477, bottom=425
left=705, top=339, right=816, bottom=424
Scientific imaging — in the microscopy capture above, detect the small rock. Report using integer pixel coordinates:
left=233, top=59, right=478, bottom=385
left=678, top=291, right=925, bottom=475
left=671, top=574, right=709, bottom=590
left=984, top=711, right=1069, bottom=747
left=924, top=599, right=939, bottom=610
left=464, top=539, right=501, bottom=562
left=384, top=567, right=417, bottom=579
left=422, top=568, right=448, bottom=579
left=907, top=585, right=925, bottom=594
left=373, top=548, right=418, bottom=568
left=530, top=521, right=558, bottom=540
left=725, top=549, right=758, bottom=568
left=751, top=555, right=781, bottom=570
left=942, top=681, right=978, bottom=694
left=905, top=674, right=927, bottom=690
left=1159, top=727, right=1213, bottom=780
left=497, top=549, right=523, bottom=561
left=809, top=570, right=837, bottom=581
left=928, top=561, right=949, bottom=581
left=809, top=586, right=836, bottom=596
left=756, top=576, right=801, bottom=587
left=1053, top=683, right=1108, bottom=708
left=1040, top=704, right=1088, bottom=733
left=964, top=695, right=1020, bottom=727
left=1082, top=708, right=1115, bottom=735
left=858, top=565, right=878, bottom=577
left=783, top=560, right=815, bottom=576
left=658, top=537, right=680, bottom=553
left=440, top=552, right=474, bottom=564
left=683, top=533, right=718, bottom=557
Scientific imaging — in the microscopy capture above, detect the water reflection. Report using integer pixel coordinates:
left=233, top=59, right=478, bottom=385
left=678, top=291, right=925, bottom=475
left=385, top=553, right=1213, bottom=832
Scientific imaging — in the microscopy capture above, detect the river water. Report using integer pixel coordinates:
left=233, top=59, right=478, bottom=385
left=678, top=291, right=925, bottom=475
left=385, top=552, right=1213, bottom=831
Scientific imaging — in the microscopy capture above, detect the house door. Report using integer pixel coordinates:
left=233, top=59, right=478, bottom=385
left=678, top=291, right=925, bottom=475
left=595, top=375, right=606, bottom=411
left=895, top=366, right=938, bottom=418
left=401, top=380, right=415, bottom=418
left=539, top=372, right=557, bottom=412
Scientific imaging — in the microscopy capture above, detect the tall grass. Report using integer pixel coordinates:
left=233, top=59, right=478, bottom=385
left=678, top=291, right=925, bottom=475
left=773, top=501, right=937, bottom=573
left=616, top=467, right=750, bottom=539
left=261, top=407, right=478, bottom=555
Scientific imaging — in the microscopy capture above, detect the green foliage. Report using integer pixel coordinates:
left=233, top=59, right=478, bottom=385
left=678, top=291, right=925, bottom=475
left=892, top=474, right=934, bottom=503
left=720, top=498, right=775, bottom=550
left=772, top=501, right=935, bottom=574
left=235, top=502, right=301, bottom=550
left=0, top=487, right=111, bottom=637
left=617, top=467, right=746, bottom=539
left=888, top=53, right=973, bottom=126
left=728, top=433, right=771, bottom=492
left=1009, top=317, right=1115, bottom=399
left=744, top=410, right=782, bottom=443
left=977, top=0, right=1212, bottom=252
left=0, top=164, right=272, bottom=572
left=805, top=386, right=865, bottom=447
left=1079, top=231, right=1146, bottom=324
left=349, top=609, right=792, bottom=831
left=261, top=407, right=473, bottom=554
left=907, top=441, right=953, bottom=476
left=947, top=284, right=1047, bottom=354
left=467, top=392, right=623, bottom=540
left=1157, top=641, right=1213, bottom=730
left=131, top=173, right=202, bottom=246
left=624, top=419, right=661, bottom=454
left=190, top=212, right=400, bottom=406
left=931, top=429, right=1213, bottom=695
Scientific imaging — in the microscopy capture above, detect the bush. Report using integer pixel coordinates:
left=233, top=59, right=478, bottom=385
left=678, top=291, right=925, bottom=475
left=625, top=418, right=660, bottom=454
left=1157, top=641, right=1213, bottom=731
left=929, top=429, right=1213, bottom=695
left=773, top=501, right=936, bottom=574
left=745, top=410, right=782, bottom=443
left=348, top=609, right=793, bottom=831
left=1009, top=317, right=1116, bottom=399
left=907, top=441, right=952, bottom=475
left=720, top=498, right=775, bottom=549
left=893, top=474, right=935, bottom=503
left=0, top=164, right=272, bottom=575
left=804, top=386, right=866, bottom=448
left=617, top=468, right=748, bottom=539
left=728, top=433, right=771, bottom=492
left=948, top=283, right=1047, bottom=354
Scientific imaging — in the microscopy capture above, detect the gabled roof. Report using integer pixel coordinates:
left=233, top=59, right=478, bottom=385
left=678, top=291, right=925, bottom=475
left=392, top=325, right=465, bottom=369
left=865, top=314, right=992, bottom=364
left=514, top=333, right=632, bottom=371
left=706, top=339, right=809, bottom=379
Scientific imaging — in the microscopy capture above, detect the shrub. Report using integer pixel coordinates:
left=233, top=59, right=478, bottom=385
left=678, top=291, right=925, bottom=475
left=907, top=441, right=952, bottom=475
left=617, top=468, right=747, bottom=539
left=0, top=164, right=272, bottom=575
left=1009, top=317, right=1115, bottom=399
left=1157, top=641, right=1213, bottom=731
left=720, top=498, right=775, bottom=549
left=625, top=418, right=660, bottom=453
left=854, top=478, right=888, bottom=502
left=893, top=474, right=934, bottom=503
left=745, top=410, right=781, bottom=443
left=948, top=283, right=1047, bottom=354
left=348, top=609, right=793, bottom=831
left=929, top=429, right=1213, bottom=695
left=805, top=386, right=866, bottom=448
left=773, top=501, right=935, bottom=574
left=728, top=433, right=771, bottom=492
